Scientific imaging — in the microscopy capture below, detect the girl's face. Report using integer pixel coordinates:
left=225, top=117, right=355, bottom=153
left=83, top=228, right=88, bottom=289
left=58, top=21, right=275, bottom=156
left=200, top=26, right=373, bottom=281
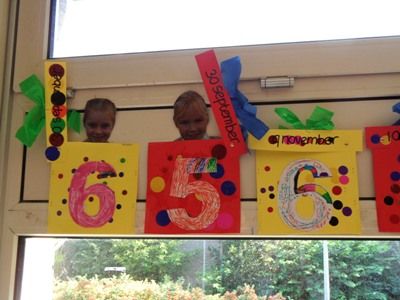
left=174, top=104, right=209, bottom=140
left=84, top=110, right=115, bottom=143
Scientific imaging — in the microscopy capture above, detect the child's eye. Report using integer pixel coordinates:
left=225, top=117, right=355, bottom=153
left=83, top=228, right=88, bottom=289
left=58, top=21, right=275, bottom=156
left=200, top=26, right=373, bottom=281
left=101, top=123, right=112, bottom=129
left=178, top=120, right=190, bottom=126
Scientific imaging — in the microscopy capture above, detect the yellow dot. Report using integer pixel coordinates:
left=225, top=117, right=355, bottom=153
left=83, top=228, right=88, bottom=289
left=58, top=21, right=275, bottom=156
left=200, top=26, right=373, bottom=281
left=380, top=135, right=391, bottom=145
left=150, top=177, right=165, bottom=193
left=194, top=193, right=204, bottom=201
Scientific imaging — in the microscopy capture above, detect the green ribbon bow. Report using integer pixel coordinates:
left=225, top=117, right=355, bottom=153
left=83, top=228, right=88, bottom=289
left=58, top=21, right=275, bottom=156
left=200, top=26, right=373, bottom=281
left=275, top=106, right=335, bottom=130
left=15, top=74, right=81, bottom=147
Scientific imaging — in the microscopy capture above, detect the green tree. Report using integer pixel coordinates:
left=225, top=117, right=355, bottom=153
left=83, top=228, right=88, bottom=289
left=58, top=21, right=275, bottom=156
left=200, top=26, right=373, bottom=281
left=205, top=240, right=400, bottom=299
left=54, top=239, right=196, bottom=283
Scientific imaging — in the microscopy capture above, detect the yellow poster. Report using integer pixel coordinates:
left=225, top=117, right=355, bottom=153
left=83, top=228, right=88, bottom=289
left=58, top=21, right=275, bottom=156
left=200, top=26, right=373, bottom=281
left=48, top=142, right=139, bottom=234
left=249, top=129, right=363, bottom=235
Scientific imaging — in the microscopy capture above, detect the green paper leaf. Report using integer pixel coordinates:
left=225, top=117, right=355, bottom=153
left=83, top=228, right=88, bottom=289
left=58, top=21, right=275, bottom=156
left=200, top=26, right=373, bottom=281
left=67, top=109, right=81, bottom=133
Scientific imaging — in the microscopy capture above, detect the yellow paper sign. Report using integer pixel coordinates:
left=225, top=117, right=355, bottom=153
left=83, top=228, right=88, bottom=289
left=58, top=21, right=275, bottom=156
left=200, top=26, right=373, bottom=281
left=249, top=130, right=363, bottom=235
left=48, top=142, right=139, bottom=234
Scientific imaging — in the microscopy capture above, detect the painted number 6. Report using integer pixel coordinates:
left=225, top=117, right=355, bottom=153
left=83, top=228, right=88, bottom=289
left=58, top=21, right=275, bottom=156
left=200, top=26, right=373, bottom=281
left=278, top=159, right=333, bottom=230
left=168, top=156, right=220, bottom=230
left=69, top=161, right=116, bottom=227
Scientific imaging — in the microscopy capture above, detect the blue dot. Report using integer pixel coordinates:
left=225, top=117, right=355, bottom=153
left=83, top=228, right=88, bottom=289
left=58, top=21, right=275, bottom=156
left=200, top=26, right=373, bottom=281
left=221, top=181, right=236, bottom=196
left=45, top=146, right=60, bottom=161
left=210, top=164, right=224, bottom=179
left=156, top=210, right=170, bottom=226
left=370, top=134, right=381, bottom=144
left=390, top=171, right=400, bottom=181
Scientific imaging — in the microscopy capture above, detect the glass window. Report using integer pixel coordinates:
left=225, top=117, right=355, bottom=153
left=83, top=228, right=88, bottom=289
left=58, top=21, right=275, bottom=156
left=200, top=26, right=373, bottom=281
left=50, top=0, right=400, bottom=58
left=17, top=237, right=400, bottom=300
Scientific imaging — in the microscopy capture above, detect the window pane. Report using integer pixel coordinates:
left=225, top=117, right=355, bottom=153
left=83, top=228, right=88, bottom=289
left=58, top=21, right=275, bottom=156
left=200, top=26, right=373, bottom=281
left=18, top=238, right=400, bottom=299
left=50, top=0, right=400, bottom=58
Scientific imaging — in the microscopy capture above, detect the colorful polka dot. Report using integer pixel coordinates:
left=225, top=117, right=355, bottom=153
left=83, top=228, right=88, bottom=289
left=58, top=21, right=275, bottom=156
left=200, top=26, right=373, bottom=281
left=268, top=135, right=279, bottom=144
left=210, top=164, right=224, bottom=179
left=267, top=207, right=274, bottom=213
left=339, top=175, right=349, bottom=185
left=391, top=184, right=400, bottom=194
left=122, top=190, right=128, bottom=195
left=52, top=104, right=67, bottom=118
left=264, top=166, right=271, bottom=172
left=221, top=181, right=236, bottom=196
left=260, top=188, right=266, bottom=193
left=150, top=176, right=166, bottom=193
left=342, top=206, right=352, bottom=216
left=384, top=196, right=394, bottom=206
left=216, top=212, right=233, bottom=230
left=50, top=91, right=66, bottom=106
left=49, top=63, right=65, bottom=77
left=370, top=134, right=381, bottom=144
left=116, top=204, right=122, bottom=209
left=269, top=194, right=275, bottom=199
left=380, top=135, right=391, bottom=145
left=332, top=186, right=342, bottom=195
left=120, top=158, right=126, bottom=163
left=333, top=200, right=343, bottom=210
left=45, top=146, right=60, bottom=161
left=156, top=210, right=171, bottom=226
left=329, top=216, right=339, bottom=226
left=390, top=171, right=400, bottom=181
left=338, top=166, right=348, bottom=175
left=268, top=185, right=274, bottom=192
left=211, top=144, right=227, bottom=160
left=49, top=133, right=64, bottom=147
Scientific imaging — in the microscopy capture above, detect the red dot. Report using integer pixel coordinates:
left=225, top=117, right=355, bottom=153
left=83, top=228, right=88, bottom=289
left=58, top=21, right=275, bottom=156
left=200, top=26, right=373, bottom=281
left=332, top=186, right=342, bottom=195
left=267, top=207, right=274, bottom=213
left=264, top=166, right=271, bottom=172
left=58, top=173, right=63, bottom=179
left=122, top=190, right=128, bottom=195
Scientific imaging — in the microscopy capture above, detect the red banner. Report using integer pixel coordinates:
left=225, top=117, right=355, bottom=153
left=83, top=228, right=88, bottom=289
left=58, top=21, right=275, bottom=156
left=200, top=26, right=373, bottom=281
left=195, top=50, right=246, bottom=157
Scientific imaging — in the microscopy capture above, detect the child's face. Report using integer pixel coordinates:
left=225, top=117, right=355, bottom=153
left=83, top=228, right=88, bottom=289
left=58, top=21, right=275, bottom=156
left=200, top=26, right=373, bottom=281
left=174, top=104, right=209, bottom=140
left=84, top=110, right=115, bottom=143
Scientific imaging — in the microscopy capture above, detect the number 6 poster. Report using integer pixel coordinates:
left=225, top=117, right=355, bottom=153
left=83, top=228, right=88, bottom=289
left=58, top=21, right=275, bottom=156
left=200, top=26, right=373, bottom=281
left=249, top=129, right=362, bottom=235
left=145, top=139, right=240, bottom=233
left=45, top=61, right=139, bottom=234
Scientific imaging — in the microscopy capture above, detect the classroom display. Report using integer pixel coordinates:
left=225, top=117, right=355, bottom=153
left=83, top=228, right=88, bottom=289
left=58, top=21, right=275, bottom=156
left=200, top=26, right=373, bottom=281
left=44, top=61, right=139, bottom=234
left=249, top=129, right=363, bottom=235
left=145, top=139, right=240, bottom=233
left=366, top=126, right=400, bottom=232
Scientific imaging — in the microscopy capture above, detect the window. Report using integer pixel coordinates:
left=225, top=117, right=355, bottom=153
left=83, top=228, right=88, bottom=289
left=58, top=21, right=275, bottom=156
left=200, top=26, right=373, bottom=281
left=50, top=0, right=400, bottom=58
left=18, top=237, right=400, bottom=299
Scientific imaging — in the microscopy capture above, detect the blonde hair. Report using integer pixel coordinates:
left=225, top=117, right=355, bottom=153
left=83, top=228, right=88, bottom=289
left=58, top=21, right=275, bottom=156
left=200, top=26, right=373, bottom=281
left=173, top=90, right=208, bottom=122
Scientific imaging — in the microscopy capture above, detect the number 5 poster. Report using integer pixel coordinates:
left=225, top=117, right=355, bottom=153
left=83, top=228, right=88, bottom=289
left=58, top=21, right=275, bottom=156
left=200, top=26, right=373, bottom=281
left=249, top=129, right=362, bottom=235
left=145, top=139, right=240, bottom=234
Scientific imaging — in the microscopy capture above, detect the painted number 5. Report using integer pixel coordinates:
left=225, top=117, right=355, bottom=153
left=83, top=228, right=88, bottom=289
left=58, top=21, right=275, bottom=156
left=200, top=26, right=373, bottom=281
left=278, top=159, right=333, bottom=230
left=168, top=156, right=220, bottom=230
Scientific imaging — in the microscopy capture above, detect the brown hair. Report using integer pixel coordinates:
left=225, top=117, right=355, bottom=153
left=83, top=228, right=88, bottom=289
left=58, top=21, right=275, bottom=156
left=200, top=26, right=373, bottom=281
left=83, top=98, right=117, bottom=124
left=173, top=90, right=208, bottom=122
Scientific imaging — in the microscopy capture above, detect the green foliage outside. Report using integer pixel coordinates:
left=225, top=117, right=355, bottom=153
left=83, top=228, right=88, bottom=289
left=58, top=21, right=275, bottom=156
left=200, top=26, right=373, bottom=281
left=53, top=275, right=286, bottom=300
left=204, top=240, right=400, bottom=300
left=54, top=239, right=400, bottom=299
left=54, top=239, right=195, bottom=283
